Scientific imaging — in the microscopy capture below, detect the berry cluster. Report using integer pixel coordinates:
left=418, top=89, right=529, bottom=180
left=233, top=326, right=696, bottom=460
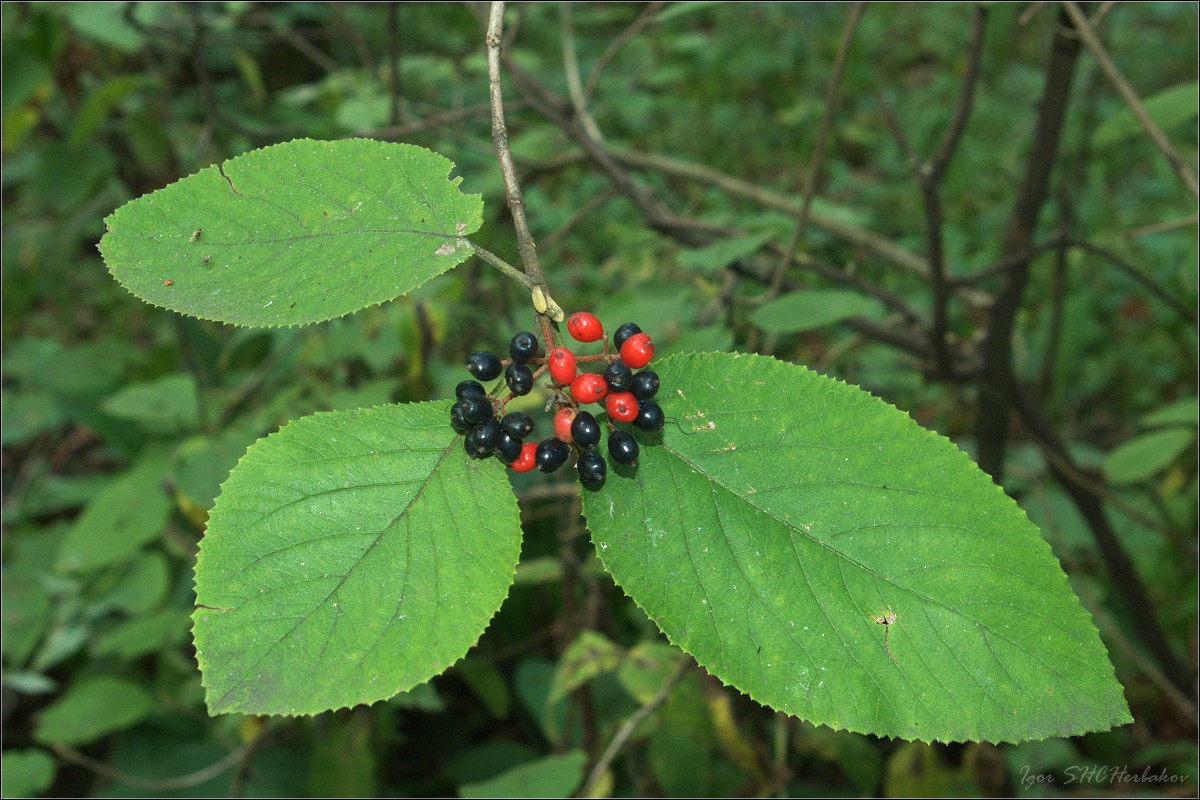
left=449, top=312, right=664, bottom=490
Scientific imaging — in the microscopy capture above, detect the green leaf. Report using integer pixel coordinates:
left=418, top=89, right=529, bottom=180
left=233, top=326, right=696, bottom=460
left=34, top=676, right=156, bottom=746
left=56, top=458, right=171, bottom=573
left=1, top=750, right=56, bottom=799
left=1093, top=81, right=1199, bottom=148
left=102, top=551, right=171, bottom=614
left=582, top=352, right=1130, bottom=743
left=1142, top=396, right=1199, bottom=429
left=677, top=231, right=776, bottom=273
left=1103, top=427, right=1195, bottom=485
left=458, top=656, right=511, bottom=720
left=749, top=290, right=880, bottom=334
left=93, top=608, right=190, bottom=659
left=547, top=630, right=624, bottom=706
left=99, top=139, right=483, bottom=328
left=458, top=751, right=588, bottom=799
left=192, top=401, right=521, bottom=716
left=100, top=373, right=199, bottom=434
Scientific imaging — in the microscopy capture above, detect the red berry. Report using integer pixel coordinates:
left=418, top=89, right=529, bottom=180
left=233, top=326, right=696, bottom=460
left=620, top=333, right=655, bottom=369
left=548, top=347, right=577, bottom=385
left=606, top=391, right=638, bottom=423
left=570, top=373, right=608, bottom=405
left=567, top=312, right=604, bottom=343
left=510, top=441, right=538, bottom=472
left=554, top=407, right=578, bottom=442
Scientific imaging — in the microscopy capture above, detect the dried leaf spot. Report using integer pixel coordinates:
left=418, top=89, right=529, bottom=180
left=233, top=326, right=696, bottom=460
left=434, top=242, right=457, bottom=256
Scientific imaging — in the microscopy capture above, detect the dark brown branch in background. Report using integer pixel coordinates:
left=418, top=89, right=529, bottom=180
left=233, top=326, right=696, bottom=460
left=1036, top=242, right=1069, bottom=394
left=975, top=6, right=1082, bottom=482
left=880, top=5, right=988, bottom=377
left=1061, top=1, right=1200, bottom=201
left=1013, top=385, right=1195, bottom=696
left=504, top=44, right=977, bottom=376
left=767, top=2, right=865, bottom=296
left=583, top=2, right=667, bottom=103
left=1065, top=238, right=1198, bottom=324
left=505, top=56, right=690, bottom=243
left=758, top=2, right=865, bottom=355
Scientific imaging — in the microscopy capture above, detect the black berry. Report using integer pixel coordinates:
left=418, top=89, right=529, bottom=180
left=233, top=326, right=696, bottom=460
left=496, top=432, right=522, bottom=463
left=450, top=403, right=472, bottom=434
left=577, top=450, right=607, bottom=489
left=464, top=436, right=486, bottom=458
left=467, top=418, right=501, bottom=455
left=456, top=379, right=487, bottom=400
left=630, top=370, right=659, bottom=400
left=506, top=363, right=533, bottom=395
left=509, top=331, right=539, bottom=363
left=603, top=361, right=633, bottom=392
left=466, top=351, right=502, bottom=381
left=458, top=395, right=494, bottom=426
left=612, top=322, right=641, bottom=351
left=633, top=399, right=664, bottom=431
left=608, top=429, right=640, bottom=466
left=500, top=412, right=535, bottom=440
left=570, top=410, right=601, bottom=448
left=535, top=438, right=569, bottom=473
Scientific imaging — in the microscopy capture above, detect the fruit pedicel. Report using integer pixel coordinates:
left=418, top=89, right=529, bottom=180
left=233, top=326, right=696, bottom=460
left=449, top=313, right=663, bottom=490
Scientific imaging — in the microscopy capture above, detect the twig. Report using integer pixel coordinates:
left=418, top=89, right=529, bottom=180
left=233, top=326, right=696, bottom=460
left=361, top=102, right=520, bottom=141
left=486, top=2, right=558, bottom=318
left=260, top=13, right=340, bottom=74
left=878, top=5, right=988, bottom=377
left=583, top=2, right=666, bottom=103
left=975, top=5, right=1083, bottom=482
left=1036, top=240, right=1068, bottom=394
left=53, top=741, right=256, bottom=791
left=217, top=333, right=302, bottom=428
left=560, top=5, right=605, bottom=144
left=758, top=2, right=865, bottom=354
left=578, top=657, right=691, bottom=798
left=606, top=148, right=934, bottom=279
left=1012, top=383, right=1194, bottom=696
left=466, top=241, right=535, bottom=289
left=331, top=3, right=372, bottom=73
left=1065, top=237, right=1197, bottom=324
left=1124, top=214, right=1199, bottom=239
left=925, top=4, right=988, bottom=376
left=540, top=188, right=618, bottom=252
left=1061, top=2, right=1199, bottom=201
left=768, top=1, right=864, bottom=292
left=1029, top=482, right=1199, bottom=726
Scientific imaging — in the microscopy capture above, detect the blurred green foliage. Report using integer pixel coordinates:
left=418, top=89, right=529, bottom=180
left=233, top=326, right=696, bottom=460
left=2, top=2, right=1196, bottom=797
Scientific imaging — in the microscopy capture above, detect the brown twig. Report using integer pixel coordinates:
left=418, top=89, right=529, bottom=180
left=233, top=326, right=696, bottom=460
left=583, top=2, right=666, bottom=102
left=1012, top=383, right=1194, bottom=696
left=758, top=2, right=865, bottom=354
left=1061, top=1, right=1199, bottom=201
left=466, top=242, right=535, bottom=289
left=879, top=5, right=988, bottom=377
left=486, top=2, right=561, bottom=321
left=975, top=5, right=1083, bottom=482
left=560, top=5, right=605, bottom=144
left=577, top=657, right=691, bottom=798
left=1124, top=214, right=1199, bottom=239
left=1065, top=237, right=1198, bottom=324
left=53, top=741, right=257, bottom=791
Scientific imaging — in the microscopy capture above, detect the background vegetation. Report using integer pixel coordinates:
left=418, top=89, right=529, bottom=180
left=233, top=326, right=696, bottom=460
left=2, top=2, right=1196, bottom=796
